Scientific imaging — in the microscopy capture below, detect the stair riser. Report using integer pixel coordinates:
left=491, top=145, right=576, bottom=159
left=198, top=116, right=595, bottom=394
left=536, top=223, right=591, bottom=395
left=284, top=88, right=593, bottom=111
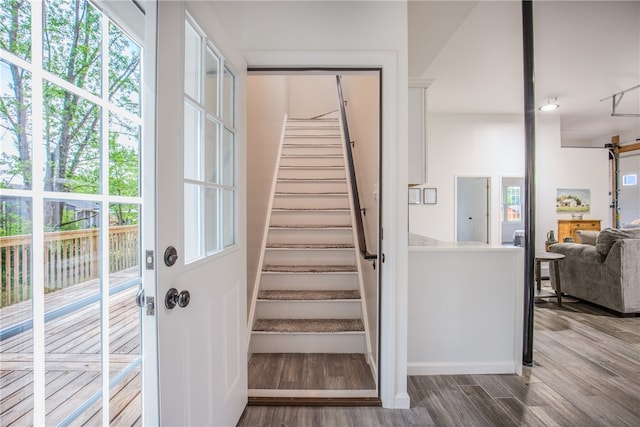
left=282, top=146, right=343, bottom=156
left=275, top=182, right=347, bottom=194
left=250, top=333, right=366, bottom=354
left=278, top=169, right=345, bottom=180
left=279, top=157, right=345, bottom=167
left=284, top=129, right=341, bottom=137
left=259, top=273, right=358, bottom=291
left=266, top=228, right=353, bottom=245
left=270, top=211, right=351, bottom=227
left=273, top=195, right=349, bottom=210
left=255, top=301, right=362, bottom=319
left=263, top=250, right=355, bottom=266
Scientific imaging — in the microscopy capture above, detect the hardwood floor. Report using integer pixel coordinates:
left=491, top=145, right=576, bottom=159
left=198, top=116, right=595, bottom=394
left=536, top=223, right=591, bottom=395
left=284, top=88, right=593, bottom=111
left=238, top=285, right=640, bottom=426
left=2, top=280, right=638, bottom=426
left=248, top=353, right=376, bottom=390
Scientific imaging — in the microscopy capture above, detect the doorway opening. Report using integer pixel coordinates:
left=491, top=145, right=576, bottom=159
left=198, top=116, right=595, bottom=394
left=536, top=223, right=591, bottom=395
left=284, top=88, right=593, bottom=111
left=500, top=177, right=525, bottom=246
left=456, top=176, right=490, bottom=244
left=245, top=70, right=381, bottom=401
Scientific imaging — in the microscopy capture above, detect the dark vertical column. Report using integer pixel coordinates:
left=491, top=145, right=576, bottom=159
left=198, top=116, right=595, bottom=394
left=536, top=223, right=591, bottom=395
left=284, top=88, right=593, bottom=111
left=522, top=0, right=536, bottom=366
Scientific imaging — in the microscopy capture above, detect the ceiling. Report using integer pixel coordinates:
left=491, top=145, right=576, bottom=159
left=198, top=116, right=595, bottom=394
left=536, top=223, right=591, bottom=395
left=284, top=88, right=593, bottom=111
left=408, top=0, right=640, bottom=148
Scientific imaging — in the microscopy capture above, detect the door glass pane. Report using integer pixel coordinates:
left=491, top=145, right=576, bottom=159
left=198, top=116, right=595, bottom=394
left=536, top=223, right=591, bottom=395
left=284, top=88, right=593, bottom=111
left=205, top=187, right=220, bottom=253
left=0, top=60, right=32, bottom=190
left=43, top=0, right=102, bottom=96
left=109, top=113, right=140, bottom=197
left=184, top=21, right=202, bottom=102
left=43, top=81, right=101, bottom=194
left=108, top=203, right=140, bottom=375
left=109, top=22, right=142, bottom=117
left=205, top=118, right=219, bottom=183
left=222, top=128, right=234, bottom=186
left=0, top=196, right=33, bottom=425
left=44, top=199, right=102, bottom=424
left=0, top=0, right=31, bottom=61
left=205, top=47, right=219, bottom=116
left=184, top=101, right=202, bottom=181
left=223, top=189, right=234, bottom=247
left=184, top=183, right=202, bottom=261
left=223, top=66, right=234, bottom=126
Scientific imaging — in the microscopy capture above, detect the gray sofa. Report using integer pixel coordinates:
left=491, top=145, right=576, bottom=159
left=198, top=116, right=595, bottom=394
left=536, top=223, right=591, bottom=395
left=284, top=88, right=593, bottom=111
left=549, top=228, right=640, bottom=315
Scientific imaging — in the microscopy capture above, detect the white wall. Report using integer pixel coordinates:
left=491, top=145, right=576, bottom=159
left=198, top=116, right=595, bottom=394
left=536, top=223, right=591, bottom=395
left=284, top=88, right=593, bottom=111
left=408, top=246, right=523, bottom=375
left=619, top=154, right=640, bottom=226
left=409, top=113, right=611, bottom=251
left=289, top=75, right=337, bottom=118
left=247, top=75, right=289, bottom=311
left=211, top=1, right=409, bottom=408
left=342, top=74, right=380, bottom=368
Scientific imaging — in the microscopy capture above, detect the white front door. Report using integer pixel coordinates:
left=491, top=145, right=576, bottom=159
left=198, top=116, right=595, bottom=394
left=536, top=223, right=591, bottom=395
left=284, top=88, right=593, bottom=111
left=147, top=1, right=248, bottom=425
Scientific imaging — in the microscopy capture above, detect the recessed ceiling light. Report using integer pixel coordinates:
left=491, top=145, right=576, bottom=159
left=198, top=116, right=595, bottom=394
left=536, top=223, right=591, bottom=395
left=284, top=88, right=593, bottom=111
left=539, top=98, right=559, bottom=112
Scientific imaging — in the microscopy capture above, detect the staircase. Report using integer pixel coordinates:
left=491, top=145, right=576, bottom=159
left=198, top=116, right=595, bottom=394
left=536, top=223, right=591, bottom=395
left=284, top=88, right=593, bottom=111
left=248, top=115, right=371, bottom=360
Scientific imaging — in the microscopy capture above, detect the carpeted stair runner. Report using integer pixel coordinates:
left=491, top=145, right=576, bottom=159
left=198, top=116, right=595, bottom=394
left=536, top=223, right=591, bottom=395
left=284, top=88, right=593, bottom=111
left=253, top=318, right=364, bottom=333
left=262, top=264, right=357, bottom=273
left=266, top=243, right=354, bottom=249
left=258, top=290, right=360, bottom=301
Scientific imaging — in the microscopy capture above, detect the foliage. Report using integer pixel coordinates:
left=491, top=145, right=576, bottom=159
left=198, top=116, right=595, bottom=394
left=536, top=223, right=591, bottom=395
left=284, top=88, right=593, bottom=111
left=0, top=0, right=141, bottom=234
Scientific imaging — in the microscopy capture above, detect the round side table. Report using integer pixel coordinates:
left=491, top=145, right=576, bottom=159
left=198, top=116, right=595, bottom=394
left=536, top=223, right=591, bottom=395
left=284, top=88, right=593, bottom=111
left=535, top=251, right=565, bottom=306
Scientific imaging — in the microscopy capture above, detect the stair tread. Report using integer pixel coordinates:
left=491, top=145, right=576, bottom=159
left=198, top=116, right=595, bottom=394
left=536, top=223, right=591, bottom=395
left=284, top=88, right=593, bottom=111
left=271, top=208, right=349, bottom=211
left=274, top=192, right=347, bottom=196
left=253, top=318, right=364, bottom=333
left=269, top=224, right=351, bottom=229
left=280, top=165, right=344, bottom=169
left=283, top=143, right=341, bottom=147
left=258, top=290, right=360, bottom=300
left=266, top=243, right=354, bottom=249
left=277, top=178, right=346, bottom=182
left=263, top=265, right=357, bottom=273
left=281, top=154, right=342, bottom=158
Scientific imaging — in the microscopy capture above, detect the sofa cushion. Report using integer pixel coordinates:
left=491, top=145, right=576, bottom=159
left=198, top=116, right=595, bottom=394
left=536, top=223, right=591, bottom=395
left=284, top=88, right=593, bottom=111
left=595, top=228, right=640, bottom=258
left=576, top=230, right=599, bottom=245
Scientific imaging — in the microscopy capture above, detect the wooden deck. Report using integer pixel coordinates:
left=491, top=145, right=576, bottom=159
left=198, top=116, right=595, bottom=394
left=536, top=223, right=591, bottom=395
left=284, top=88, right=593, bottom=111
left=0, top=269, right=142, bottom=426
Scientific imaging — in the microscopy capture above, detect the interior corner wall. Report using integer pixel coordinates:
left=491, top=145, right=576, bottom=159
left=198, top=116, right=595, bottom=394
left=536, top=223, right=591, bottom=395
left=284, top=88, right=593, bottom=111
left=409, top=113, right=611, bottom=251
left=289, top=75, right=337, bottom=118
left=246, top=75, right=290, bottom=313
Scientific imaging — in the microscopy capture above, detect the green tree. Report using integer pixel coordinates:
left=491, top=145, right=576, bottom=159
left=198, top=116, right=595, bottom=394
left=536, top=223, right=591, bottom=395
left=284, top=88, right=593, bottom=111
left=0, top=0, right=141, bottom=234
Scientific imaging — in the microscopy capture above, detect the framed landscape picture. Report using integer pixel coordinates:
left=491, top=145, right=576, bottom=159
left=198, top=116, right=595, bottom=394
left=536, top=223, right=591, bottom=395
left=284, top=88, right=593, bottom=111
left=556, top=188, right=590, bottom=213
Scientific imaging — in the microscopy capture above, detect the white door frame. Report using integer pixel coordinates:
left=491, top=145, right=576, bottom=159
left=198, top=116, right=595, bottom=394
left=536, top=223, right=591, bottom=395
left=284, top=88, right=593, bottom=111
left=244, top=50, right=409, bottom=409
left=141, top=0, right=159, bottom=424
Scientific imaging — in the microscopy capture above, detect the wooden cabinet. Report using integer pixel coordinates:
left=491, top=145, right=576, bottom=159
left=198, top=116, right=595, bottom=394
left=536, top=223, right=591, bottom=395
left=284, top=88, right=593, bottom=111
left=558, top=219, right=601, bottom=243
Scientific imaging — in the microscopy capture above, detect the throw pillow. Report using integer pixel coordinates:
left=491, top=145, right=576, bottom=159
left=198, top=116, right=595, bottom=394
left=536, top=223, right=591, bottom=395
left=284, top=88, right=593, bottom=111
left=576, top=230, right=598, bottom=245
left=595, top=228, right=640, bottom=257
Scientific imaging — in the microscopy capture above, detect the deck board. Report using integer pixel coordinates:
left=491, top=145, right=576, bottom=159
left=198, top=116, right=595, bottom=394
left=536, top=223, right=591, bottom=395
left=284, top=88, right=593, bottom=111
left=0, top=270, right=141, bottom=426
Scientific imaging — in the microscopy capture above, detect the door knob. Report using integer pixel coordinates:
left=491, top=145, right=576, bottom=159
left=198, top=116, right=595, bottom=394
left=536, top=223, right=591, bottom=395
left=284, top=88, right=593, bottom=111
left=135, top=288, right=145, bottom=308
left=165, top=288, right=191, bottom=309
left=164, top=246, right=178, bottom=266
left=165, top=288, right=179, bottom=309
left=178, top=290, right=191, bottom=308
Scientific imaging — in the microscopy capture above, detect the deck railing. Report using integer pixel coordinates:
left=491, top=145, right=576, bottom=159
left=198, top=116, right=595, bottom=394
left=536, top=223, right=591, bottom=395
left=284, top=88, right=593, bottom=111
left=1, top=225, right=139, bottom=308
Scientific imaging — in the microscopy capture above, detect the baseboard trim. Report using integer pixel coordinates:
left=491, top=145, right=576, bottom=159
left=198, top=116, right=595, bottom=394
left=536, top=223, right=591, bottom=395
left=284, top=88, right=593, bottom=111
left=248, top=396, right=382, bottom=407
left=407, top=361, right=518, bottom=375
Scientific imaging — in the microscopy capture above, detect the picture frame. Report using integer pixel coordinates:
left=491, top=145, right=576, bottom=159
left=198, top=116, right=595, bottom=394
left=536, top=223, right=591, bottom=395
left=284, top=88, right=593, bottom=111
left=423, top=188, right=437, bottom=204
left=408, top=187, right=421, bottom=204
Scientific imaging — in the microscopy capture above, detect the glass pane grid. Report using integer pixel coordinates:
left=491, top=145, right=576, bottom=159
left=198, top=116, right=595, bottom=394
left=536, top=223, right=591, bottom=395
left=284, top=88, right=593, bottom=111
left=0, top=1, right=144, bottom=424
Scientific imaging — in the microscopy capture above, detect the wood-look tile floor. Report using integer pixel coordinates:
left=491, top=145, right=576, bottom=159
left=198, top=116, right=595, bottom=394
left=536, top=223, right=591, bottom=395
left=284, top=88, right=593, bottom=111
left=248, top=353, right=376, bottom=390
left=238, top=284, right=640, bottom=426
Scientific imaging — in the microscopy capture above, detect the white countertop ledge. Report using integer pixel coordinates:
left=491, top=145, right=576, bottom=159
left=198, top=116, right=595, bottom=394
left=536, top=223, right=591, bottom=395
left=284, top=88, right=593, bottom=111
left=408, top=233, right=524, bottom=252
